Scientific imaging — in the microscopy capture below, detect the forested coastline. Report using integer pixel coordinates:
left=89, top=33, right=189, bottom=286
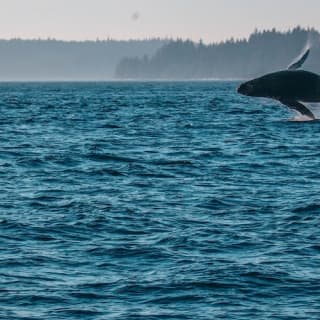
left=115, top=27, right=320, bottom=80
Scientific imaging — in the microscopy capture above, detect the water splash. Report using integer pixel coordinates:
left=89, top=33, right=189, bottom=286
left=305, top=30, right=320, bottom=50
left=290, top=114, right=315, bottom=122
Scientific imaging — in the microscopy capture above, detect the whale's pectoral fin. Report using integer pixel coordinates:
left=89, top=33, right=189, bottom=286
left=288, top=49, right=310, bottom=70
left=279, top=99, right=316, bottom=119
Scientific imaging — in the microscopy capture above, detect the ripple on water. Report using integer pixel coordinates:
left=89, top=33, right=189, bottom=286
left=0, top=82, right=319, bottom=319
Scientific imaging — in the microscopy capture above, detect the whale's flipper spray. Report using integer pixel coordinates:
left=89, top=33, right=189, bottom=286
left=287, top=49, right=310, bottom=70
left=287, top=31, right=319, bottom=70
left=287, top=31, right=320, bottom=70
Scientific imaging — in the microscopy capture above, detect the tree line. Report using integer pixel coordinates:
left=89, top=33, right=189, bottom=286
left=115, top=27, right=320, bottom=80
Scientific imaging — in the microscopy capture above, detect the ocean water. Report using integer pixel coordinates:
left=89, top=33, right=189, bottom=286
left=1, top=82, right=319, bottom=319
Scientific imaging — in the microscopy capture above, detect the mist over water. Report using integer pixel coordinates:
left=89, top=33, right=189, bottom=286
left=1, top=82, right=319, bottom=319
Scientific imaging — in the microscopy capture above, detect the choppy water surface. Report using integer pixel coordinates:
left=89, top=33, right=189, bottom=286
left=1, top=82, right=319, bottom=319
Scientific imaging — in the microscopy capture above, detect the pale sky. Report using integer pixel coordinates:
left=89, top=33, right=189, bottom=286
left=0, top=0, right=319, bottom=42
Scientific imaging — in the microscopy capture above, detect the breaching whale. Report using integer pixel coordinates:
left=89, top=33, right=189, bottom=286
left=237, top=49, right=320, bottom=119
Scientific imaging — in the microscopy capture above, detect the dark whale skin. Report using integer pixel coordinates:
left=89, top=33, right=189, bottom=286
left=238, top=70, right=320, bottom=102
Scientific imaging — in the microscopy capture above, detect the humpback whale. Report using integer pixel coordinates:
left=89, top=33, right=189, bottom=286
left=237, top=49, right=320, bottom=119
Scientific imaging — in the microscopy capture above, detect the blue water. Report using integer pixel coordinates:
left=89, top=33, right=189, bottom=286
left=1, top=82, right=319, bottom=319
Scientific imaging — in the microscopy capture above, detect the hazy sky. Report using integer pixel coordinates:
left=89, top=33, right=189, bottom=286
left=1, top=0, right=320, bottom=42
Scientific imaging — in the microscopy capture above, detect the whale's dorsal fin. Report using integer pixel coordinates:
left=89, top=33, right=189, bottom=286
left=288, top=49, right=310, bottom=70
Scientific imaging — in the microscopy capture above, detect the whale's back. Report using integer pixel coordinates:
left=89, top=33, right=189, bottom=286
left=259, top=70, right=320, bottom=102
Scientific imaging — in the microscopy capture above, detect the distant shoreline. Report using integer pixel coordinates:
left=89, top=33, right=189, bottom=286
left=0, top=27, right=318, bottom=80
